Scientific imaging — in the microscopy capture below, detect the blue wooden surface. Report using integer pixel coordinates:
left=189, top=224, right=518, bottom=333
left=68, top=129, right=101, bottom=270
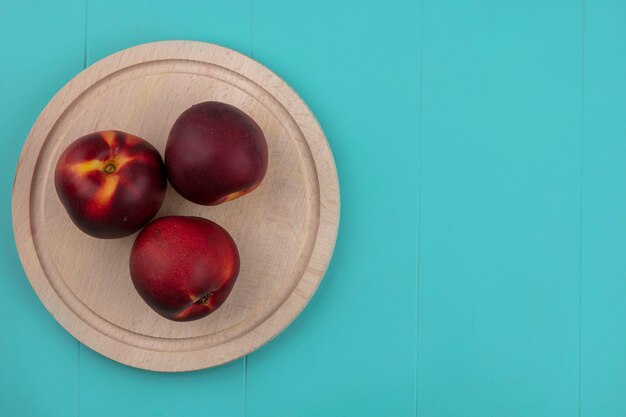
left=418, top=1, right=582, bottom=415
left=1, top=0, right=625, bottom=416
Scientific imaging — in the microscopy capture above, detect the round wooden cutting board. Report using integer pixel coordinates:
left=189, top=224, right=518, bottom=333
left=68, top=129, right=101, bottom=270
left=12, top=41, right=339, bottom=372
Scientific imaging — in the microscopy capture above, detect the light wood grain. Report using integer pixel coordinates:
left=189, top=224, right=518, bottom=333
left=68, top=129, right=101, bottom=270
left=12, top=41, right=339, bottom=372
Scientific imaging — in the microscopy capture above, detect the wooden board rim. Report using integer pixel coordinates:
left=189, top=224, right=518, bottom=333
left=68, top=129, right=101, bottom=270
left=11, top=40, right=340, bottom=372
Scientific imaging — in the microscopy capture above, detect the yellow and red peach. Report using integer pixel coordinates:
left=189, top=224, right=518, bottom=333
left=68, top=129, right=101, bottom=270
left=54, top=130, right=167, bottom=238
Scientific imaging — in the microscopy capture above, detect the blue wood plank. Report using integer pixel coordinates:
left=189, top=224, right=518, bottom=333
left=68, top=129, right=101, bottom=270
left=79, top=2, right=251, bottom=416
left=580, top=1, right=626, bottom=416
left=418, top=1, right=583, bottom=416
left=0, top=1, right=84, bottom=416
left=79, top=350, right=244, bottom=417
left=246, top=1, right=420, bottom=416
left=86, top=0, right=251, bottom=64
